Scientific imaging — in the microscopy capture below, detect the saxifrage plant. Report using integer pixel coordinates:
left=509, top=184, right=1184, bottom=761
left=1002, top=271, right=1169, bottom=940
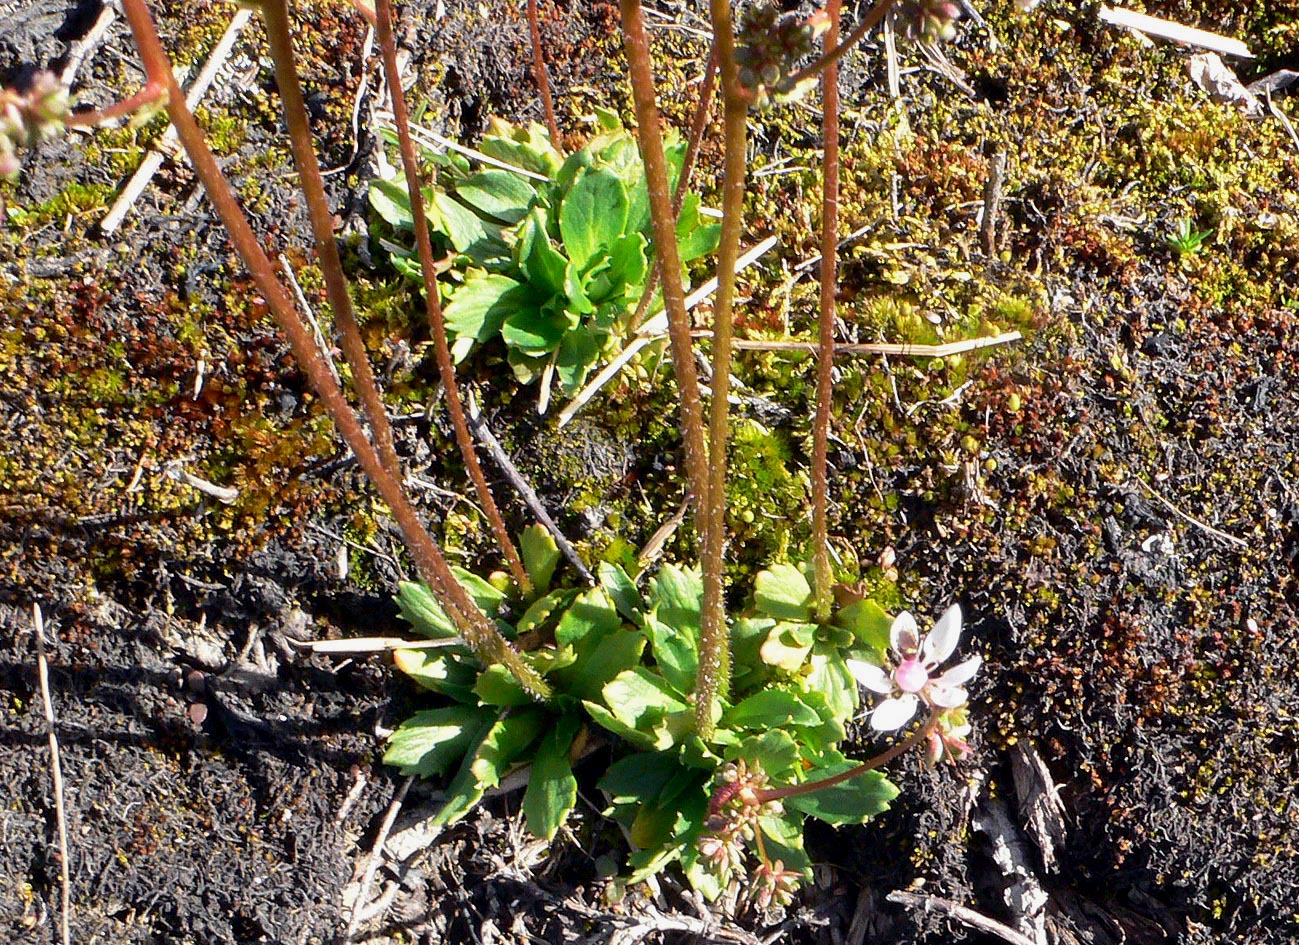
left=384, top=545, right=966, bottom=895
left=8, top=0, right=987, bottom=910
left=369, top=111, right=719, bottom=396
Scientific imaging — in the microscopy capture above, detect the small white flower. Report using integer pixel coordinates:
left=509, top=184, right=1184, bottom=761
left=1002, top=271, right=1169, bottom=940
left=847, top=604, right=981, bottom=731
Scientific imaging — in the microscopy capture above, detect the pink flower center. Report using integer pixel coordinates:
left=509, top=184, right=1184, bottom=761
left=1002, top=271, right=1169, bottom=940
left=894, top=657, right=929, bottom=693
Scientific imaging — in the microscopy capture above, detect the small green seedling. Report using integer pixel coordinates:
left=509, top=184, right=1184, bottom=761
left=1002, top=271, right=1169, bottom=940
left=1165, top=217, right=1213, bottom=257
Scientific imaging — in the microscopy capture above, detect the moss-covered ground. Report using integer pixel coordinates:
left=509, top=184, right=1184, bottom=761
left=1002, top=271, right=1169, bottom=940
left=3, top=0, right=1299, bottom=941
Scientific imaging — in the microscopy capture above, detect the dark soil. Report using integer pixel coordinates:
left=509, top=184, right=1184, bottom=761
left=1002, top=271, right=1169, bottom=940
left=3, top=0, right=1299, bottom=943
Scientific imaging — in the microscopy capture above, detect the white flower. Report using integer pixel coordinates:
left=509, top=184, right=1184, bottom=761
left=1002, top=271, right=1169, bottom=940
left=846, top=604, right=981, bottom=731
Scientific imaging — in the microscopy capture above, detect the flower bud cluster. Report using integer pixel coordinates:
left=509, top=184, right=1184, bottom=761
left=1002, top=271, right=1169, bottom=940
left=735, top=2, right=831, bottom=108
left=924, top=704, right=974, bottom=768
left=894, top=0, right=963, bottom=43
left=1, top=72, right=71, bottom=180
left=697, top=759, right=784, bottom=884
left=752, top=858, right=801, bottom=909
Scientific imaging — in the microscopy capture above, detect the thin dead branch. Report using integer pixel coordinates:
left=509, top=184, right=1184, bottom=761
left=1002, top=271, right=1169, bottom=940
left=887, top=890, right=1041, bottom=945
left=34, top=605, right=71, bottom=945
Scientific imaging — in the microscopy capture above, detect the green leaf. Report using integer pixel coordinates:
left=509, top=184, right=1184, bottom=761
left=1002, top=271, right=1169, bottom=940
left=599, top=751, right=683, bottom=805
left=523, top=715, right=580, bottom=840
left=605, top=232, right=648, bottom=291
left=643, top=612, right=699, bottom=698
left=558, top=628, right=645, bottom=703
left=729, top=729, right=801, bottom=782
left=564, top=260, right=595, bottom=315
left=392, top=648, right=478, bottom=703
left=455, top=170, right=536, bottom=223
left=556, top=329, right=602, bottom=394
left=520, top=524, right=560, bottom=594
left=834, top=598, right=893, bottom=657
left=470, top=708, right=546, bottom=788
left=789, top=685, right=847, bottom=753
left=806, top=649, right=857, bottom=723
left=676, top=193, right=721, bottom=263
left=515, top=588, right=578, bottom=637
left=730, top=615, right=776, bottom=688
left=384, top=705, right=494, bottom=777
left=443, top=271, right=529, bottom=347
left=783, top=765, right=899, bottom=825
left=582, top=700, right=660, bottom=751
left=502, top=307, right=572, bottom=356
left=754, top=564, right=814, bottom=620
left=648, top=564, right=702, bottom=630
left=518, top=208, right=568, bottom=298
left=430, top=751, right=487, bottom=828
left=602, top=668, right=690, bottom=722
left=554, top=586, right=623, bottom=647
left=479, top=119, right=563, bottom=177
left=451, top=566, right=508, bottom=616
left=396, top=581, right=457, bottom=639
left=759, top=621, right=817, bottom=671
left=560, top=167, right=629, bottom=271
left=721, top=689, right=822, bottom=730
left=369, top=178, right=413, bottom=229
left=598, top=562, right=644, bottom=625
left=590, top=668, right=693, bottom=750
left=758, top=813, right=812, bottom=877
left=433, top=191, right=506, bottom=260
left=529, top=643, right=577, bottom=675
left=473, top=664, right=532, bottom=706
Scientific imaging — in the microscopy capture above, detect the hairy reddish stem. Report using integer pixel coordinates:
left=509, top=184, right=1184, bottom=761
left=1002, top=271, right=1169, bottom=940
left=117, top=0, right=548, bottom=698
left=525, top=0, right=564, bottom=152
left=811, top=0, right=843, bottom=622
left=695, top=0, right=750, bottom=738
left=787, top=0, right=896, bottom=89
left=616, top=0, right=711, bottom=518
left=260, top=0, right=403, bottom=478
left=65, top=81, right=166, bottom=127
left=757, top=713, right=940, bottom=804
left=374, top=0, right=533, bottom=597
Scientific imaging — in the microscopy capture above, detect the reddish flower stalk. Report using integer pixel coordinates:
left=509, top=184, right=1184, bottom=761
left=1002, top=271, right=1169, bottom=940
left=810, top=0, right=843, bottom=622
left=260, top=0, right=403, bottom=479
left=615, top=0, right=711, bottom=521
left=756, top=712, right=940, bottom=805
left=374, top=0, right=533, bottom=597
left=525, top=0, right=564, bottom=152
left=116, top=0, right=548, bottom=697
left=786, top=0, right=897, bottom=90
left=695, top=0, right=752, bottom=738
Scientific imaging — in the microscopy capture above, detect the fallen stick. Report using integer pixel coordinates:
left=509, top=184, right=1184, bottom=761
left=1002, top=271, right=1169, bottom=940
left=100, top=8, right=254, bottom=234
left=1135, top=476, right=1248, bottom=548
left=1098, top=6, right=1252, bottom=58
left=886, top=890, right=1040, bottom=945
left=703, top=329, right=1024, bottom=358
left=60, top=3, right=118, bottom=87
left=556, top=235, right=780, bottom=427
left=34, top=605, right=71, bottom=945
left=465, top=394, right=595, bottom=586
left=345, top=775, right=411, bottom=938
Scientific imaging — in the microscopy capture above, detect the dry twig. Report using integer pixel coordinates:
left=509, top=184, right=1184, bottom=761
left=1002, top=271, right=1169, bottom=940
left=1135, top=476, right=1248, bottom=548
left=887, top=890, right=1040, bottom=945
left=101, top=8, right=254, bottom=234
left=34, top=605, right=71, bottom=945
left=345, top=775, right=412, bottom=938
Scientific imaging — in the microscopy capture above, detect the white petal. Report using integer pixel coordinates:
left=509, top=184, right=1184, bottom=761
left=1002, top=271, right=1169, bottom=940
left=847, top=659, right=894, bottom=694
left=889, top=611, right=920, bottom=655
left=931, top=654, right=981, bottom=690
left=927, top=685, right=968, bottom=709
left=870, top=694, right=919, bottom=731
left=922, top=604, right=963, bottom=667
